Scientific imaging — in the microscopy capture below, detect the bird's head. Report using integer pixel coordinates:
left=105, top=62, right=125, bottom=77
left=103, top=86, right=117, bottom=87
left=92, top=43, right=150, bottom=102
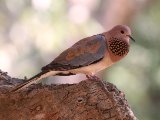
left=109, top=25, right=135, bottom=44
left=104, top=25, right=135, bottom=57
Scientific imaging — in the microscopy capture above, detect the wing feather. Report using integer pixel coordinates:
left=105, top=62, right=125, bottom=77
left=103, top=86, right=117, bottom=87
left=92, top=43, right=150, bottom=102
left=42, top=34, right=107, bottom=71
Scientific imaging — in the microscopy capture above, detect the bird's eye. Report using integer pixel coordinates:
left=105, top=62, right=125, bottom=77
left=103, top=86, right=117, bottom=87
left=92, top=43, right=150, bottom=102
left=121, top=30, right=124, bottom=34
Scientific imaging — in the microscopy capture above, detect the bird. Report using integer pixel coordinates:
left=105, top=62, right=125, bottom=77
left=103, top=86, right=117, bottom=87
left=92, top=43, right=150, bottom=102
left=11, top=25, right=135, bottom=92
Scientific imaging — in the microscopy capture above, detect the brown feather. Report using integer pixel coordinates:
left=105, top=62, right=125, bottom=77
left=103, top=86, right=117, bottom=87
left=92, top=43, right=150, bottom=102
left=42, top=34, right=107, bottom=71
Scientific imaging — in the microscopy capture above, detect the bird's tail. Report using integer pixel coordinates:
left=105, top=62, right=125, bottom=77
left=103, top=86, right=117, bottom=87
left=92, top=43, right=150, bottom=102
left=10, top=70, right=60, bottom=92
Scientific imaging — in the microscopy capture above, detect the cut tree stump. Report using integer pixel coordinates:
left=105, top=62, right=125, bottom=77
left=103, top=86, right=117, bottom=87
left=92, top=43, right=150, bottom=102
left=0, top=70, right=137, bottom=120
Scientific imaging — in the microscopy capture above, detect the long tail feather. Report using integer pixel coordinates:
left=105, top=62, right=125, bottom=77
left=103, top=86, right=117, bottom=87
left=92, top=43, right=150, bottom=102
left=10, top=71, right=59, bottom=92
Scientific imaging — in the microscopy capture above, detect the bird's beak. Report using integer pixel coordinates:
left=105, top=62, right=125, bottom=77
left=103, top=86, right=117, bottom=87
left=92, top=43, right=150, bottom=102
left=127, top=35, right=135, bottom=42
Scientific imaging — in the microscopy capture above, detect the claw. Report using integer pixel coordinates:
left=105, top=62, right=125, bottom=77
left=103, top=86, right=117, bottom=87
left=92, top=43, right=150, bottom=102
left=86, top=75, right=100, bottom=81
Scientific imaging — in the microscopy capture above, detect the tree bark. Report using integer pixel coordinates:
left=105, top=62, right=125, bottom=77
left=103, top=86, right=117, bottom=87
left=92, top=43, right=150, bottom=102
left=0, top=70, right=136, bottom=120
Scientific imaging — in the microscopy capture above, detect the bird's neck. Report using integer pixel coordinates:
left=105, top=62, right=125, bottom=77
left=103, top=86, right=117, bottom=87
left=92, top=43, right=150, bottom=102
left=101, top=32, right=129, bottom=62
left=107, top=37, right=129, bottom=63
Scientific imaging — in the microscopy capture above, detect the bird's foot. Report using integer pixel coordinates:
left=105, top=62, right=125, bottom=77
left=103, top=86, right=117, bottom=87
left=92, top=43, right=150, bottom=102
left=86, top=75, right=100, bottom=81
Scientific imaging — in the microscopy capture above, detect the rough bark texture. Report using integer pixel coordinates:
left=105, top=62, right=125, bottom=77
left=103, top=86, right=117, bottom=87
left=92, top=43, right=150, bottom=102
left=0, top=70, right=136, bottom=120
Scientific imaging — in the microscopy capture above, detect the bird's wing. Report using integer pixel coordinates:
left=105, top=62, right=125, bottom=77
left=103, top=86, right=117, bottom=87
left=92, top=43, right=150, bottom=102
left=42, top=34, right=107, bottom=71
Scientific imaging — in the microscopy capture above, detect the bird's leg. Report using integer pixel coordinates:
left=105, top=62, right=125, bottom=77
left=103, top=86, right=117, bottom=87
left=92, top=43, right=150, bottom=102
left=86, top=73, right=100, bottom=81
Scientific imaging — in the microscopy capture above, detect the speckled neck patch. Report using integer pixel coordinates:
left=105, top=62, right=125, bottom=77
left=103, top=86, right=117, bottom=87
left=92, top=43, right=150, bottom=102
left=108, top=37, right=129, bottom=56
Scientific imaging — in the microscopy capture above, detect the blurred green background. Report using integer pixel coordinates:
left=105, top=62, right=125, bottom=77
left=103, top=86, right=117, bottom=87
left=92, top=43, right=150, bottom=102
left=0, top=0, right=160, bottom=119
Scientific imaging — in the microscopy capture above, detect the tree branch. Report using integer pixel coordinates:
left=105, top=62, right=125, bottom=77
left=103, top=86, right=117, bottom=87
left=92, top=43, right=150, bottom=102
left=0, top=70, right=137, bottom=120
